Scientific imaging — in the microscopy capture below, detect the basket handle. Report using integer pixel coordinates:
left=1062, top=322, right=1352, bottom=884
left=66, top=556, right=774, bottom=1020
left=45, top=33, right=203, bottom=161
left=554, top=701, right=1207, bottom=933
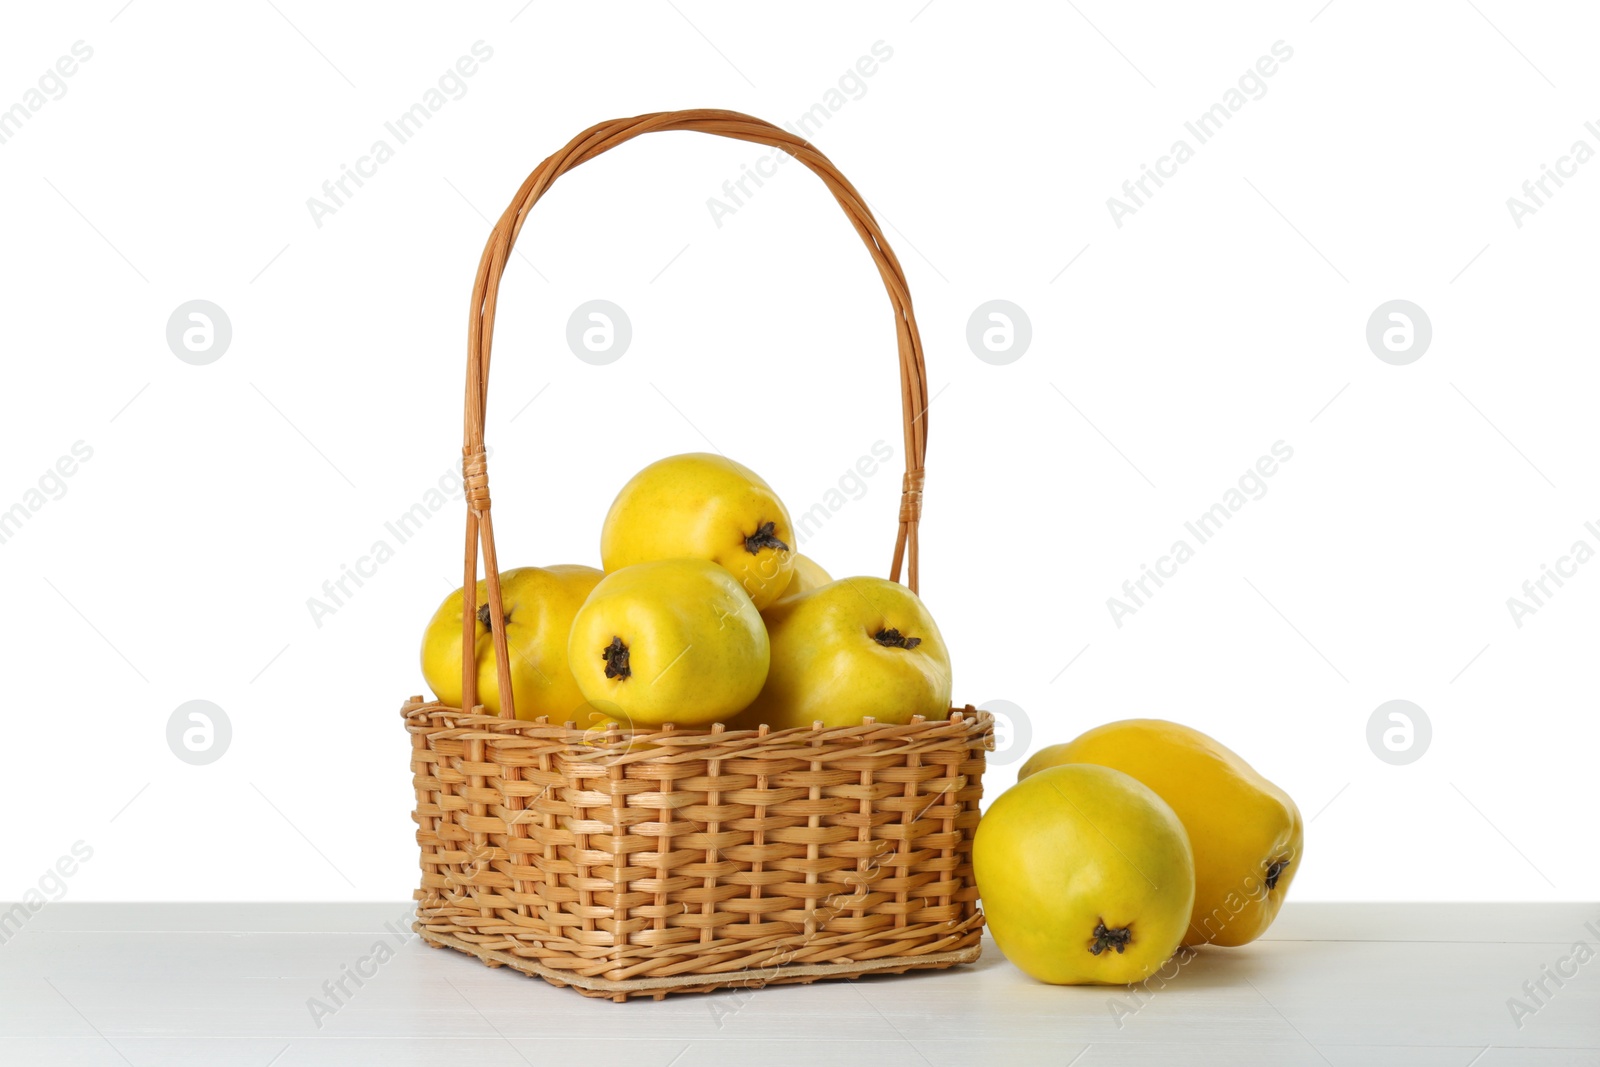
left=458, top=109, right=931, bottom=720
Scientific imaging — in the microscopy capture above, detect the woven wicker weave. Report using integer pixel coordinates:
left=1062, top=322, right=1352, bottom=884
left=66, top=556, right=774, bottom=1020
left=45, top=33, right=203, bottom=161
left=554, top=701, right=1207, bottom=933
left=405, top=109, right=991, bottom=1000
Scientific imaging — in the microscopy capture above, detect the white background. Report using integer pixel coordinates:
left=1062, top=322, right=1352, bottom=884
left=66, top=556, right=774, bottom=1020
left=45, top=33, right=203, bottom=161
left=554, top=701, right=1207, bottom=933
left=1, top=1, right=1595, bottom=904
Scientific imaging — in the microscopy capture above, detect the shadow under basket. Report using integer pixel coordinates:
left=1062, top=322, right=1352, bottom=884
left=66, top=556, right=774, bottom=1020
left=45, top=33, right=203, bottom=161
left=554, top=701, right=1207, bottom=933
left=403, top=699, right=992, bottom=1001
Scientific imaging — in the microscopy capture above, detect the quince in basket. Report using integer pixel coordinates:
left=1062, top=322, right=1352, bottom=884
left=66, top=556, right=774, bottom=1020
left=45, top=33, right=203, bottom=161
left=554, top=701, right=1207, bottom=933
left=777, top=552, right=832, bottom=599
left=568, top=558, right=769, bottom=727
left=734, top=575, right=952, bottom=731
left=601, top=452, right=796, bottom=610
left=419, top=564, right=601, bottom=720
left=419, top=452, right=956, bottom=733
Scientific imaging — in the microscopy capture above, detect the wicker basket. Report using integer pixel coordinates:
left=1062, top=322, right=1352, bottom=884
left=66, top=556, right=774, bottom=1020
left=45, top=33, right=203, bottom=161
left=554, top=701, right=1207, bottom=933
left=404, top=108, right=992, bottom=1001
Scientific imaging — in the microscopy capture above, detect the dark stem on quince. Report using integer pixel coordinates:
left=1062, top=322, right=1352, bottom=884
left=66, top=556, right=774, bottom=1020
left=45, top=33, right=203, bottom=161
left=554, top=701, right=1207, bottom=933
left=1265, top=858, right=1290, bottom=892
left=1090, top=920, right=1132, bottom=956
left=476, top=603, right=509, bottom=630
left=873, top=628, right=922, bottom=650
left=744, top=521, right=789, bottom=555
left=602, top=636, right=632, bottom=680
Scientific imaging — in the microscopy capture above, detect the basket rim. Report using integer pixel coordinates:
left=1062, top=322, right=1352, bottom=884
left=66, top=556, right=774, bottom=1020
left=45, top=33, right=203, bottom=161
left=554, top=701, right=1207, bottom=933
left=402, top=697, right=992, bottom=760
left=403, top=696, right=988, bottom=733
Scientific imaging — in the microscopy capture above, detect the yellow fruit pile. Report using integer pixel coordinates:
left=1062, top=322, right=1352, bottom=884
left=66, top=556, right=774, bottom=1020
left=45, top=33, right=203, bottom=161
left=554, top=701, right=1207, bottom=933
left=419, top=452, right=953, bottom=731
left=975, top=719, right=1303, bottom=986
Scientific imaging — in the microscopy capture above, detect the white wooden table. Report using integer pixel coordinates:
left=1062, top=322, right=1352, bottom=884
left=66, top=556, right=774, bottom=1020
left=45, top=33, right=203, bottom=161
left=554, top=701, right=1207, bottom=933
left=1, top=903, right=1595, bottom=1065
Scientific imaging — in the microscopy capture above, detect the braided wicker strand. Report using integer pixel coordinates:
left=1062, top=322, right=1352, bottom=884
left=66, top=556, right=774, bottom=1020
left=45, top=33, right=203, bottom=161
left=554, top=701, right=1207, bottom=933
left=457, top=109, right=931, bottom=721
